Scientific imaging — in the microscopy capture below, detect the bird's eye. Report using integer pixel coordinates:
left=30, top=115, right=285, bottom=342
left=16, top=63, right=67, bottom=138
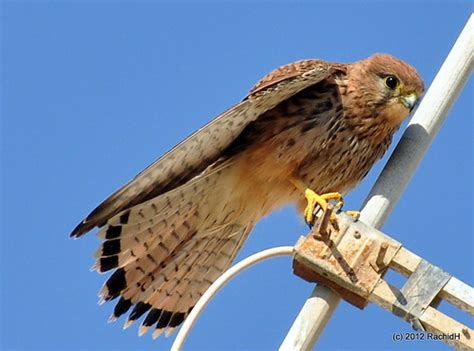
left=384, top=75, right=399, bottom=90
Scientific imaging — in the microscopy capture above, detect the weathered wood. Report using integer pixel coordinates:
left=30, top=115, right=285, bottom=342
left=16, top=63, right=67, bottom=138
left=390, top=247, right=474, bottom=316
left=392, top=259, right=451, bottom=322
left=293, top=212, right=401, bottom=308
left=420, top=307, right=473, bottom=351
left=293, top=209, right=473, bottom=351
left=370, top=280, right=474, bottom=350
left=390, top=246, right=421, bottom=276
left=439, top=277, right=474, bottom=316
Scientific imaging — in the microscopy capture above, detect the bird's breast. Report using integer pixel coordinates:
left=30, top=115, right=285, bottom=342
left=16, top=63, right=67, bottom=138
left=225, top=80, right=394, bottom=218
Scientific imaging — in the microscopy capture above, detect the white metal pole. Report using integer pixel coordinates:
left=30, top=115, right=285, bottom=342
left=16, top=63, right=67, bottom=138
left=280, top=14, right=474, bottom=351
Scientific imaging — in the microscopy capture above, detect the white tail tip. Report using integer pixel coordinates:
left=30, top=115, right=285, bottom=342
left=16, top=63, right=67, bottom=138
left=123, top=319, right=134, bottom=330
left=165, top=327, right=176, bottom=337
left=152, top=328, right=165, bottom=340
left=138, top=325, right=149, bottom=336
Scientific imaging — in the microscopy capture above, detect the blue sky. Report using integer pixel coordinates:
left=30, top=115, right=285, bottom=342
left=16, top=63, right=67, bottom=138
left=2, top=2, right=472, bottom=350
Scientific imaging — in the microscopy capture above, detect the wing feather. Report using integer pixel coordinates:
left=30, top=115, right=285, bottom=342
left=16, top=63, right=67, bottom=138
left=71, top=61, right=336, bottom=237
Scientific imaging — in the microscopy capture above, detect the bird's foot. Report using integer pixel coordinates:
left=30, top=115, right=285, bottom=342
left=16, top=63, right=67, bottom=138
left=304, top=189, right=344, bottom=227
left=343, top=210, right=360, bottom=221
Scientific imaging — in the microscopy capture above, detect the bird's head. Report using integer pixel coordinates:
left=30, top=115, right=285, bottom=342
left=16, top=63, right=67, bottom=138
left=349, top=53, right=425, bottom=127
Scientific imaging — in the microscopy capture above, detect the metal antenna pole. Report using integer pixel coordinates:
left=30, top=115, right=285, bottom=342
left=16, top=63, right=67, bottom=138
left=280, top=14, right=474, bottom=351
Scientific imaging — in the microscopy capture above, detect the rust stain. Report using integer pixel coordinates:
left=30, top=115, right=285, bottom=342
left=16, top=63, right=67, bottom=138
left=293, top=205, right=401, bottom=309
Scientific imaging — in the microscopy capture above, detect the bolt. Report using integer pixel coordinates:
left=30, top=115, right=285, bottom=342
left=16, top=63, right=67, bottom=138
left=353, top=231, right=361, bottom=239
left=375, top=242, right=389, bottom=269
left=462, top=327, right=470, bottom=338
left=314, top=206, right=333, bottom=240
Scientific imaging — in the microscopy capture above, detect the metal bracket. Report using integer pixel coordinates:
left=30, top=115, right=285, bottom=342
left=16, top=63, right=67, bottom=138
left=392, top=259, right=451, bottom=330
left=293, top=206, right=401, bottom=309
left=292, top=206, right=473, bottom=350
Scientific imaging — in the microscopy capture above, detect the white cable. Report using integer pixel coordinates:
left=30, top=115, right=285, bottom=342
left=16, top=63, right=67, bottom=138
left=171, top=246, right=294, bottom=351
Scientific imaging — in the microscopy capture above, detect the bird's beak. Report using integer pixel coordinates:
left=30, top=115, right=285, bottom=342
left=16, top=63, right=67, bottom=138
left=401, top=92, right=418, bottom=112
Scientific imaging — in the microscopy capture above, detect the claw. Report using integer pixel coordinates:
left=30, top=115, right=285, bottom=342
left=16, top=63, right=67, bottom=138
left=345, top=210, right=360, bottom=221
left=303, top=189, right=344, bottom=227
left=289, top=177, right=346, bottom=227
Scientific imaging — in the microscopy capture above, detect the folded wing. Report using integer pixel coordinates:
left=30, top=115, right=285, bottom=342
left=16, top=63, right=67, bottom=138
left=71, top=60, right=335, bottom=237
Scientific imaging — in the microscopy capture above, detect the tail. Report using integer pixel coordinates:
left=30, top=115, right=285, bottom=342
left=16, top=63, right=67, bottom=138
left=93, top=165, right=255, bottom=338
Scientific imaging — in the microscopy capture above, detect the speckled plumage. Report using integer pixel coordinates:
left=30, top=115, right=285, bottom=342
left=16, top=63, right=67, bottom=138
left=71, top=53, right=424, bottom=338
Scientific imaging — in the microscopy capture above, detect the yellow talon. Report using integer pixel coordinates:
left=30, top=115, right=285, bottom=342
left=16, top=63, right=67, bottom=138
left=289, top=177, right=345, bottom=227
left=303, top=189, right=322, bottom=225
left=345, top=210, right=360, bottom=221
left=303, top=189, right=344, bottom=226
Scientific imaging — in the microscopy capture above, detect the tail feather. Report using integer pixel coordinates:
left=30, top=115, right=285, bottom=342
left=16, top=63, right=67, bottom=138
left=128, top=228, right=244, bottom=333
left=99, top=233, right=192, bottom=303
left=143, top=236, right=231, bottom=309
left=129, top=236, right=213, bottom=306
left=144, top=225, right=250, bottom=337
left=94, top=193, right=203, bottom=274
left=94, top=214, right=197, bottom=272
left=92, top=168, right=220, bottom=273
left=93, top=166, right=256, bottom=337
left=118, top=224, right=251, bottom=336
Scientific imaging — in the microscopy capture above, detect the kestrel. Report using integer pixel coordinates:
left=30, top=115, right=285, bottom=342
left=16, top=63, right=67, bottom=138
left=71, top=53, right=424, bottom=339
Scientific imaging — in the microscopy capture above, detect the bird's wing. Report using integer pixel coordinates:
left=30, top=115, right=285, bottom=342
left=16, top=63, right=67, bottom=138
left=248, top=59, right=332, bottom=96
left=71, top=60, right=337, bottom=237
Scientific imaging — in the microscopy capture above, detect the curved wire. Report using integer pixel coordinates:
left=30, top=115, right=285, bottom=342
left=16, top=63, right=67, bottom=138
left=171, top=246, right=294, bottom=351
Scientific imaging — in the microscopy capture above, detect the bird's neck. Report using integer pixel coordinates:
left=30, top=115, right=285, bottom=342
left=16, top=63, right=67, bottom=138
left=345, top=113, right=399, bottom=146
